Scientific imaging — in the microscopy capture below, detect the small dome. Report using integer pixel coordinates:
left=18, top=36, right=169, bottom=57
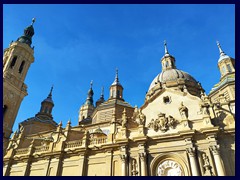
left=43, top=97, right=54, bottom=104
left=148, top=69, right=198, bottom=91
left=218, top=54, right=230, bottom=63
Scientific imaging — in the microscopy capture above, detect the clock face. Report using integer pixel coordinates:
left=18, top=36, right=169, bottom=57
left=157, top=160, right=183, bottom=176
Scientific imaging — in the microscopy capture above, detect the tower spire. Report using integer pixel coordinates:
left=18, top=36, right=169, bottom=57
left=85, top=80, right=94, bottom=105
left=216, top=41, right=226, bottom=57
left=48, top=85, right=53, bottom=98
left=31, top=18, right=36, bottom=25
left=164, top=40, right=169, bottom=55
left=112, top=68, right=122, bottom=86
left=17, top=18, right=35, bottom=46
left=101, top=86, right=104, bottom=98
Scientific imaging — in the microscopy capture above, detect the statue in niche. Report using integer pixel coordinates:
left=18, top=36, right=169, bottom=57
left=131, top=159, right=138, bottom=176
left=179, top=102, right=188, bottom=119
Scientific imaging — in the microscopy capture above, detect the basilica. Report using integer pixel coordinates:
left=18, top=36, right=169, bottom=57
left=3, top=20, right=235, bottom=176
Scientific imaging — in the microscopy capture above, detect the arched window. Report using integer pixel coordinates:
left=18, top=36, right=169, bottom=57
left=18, top=60, right=25, bottom=73
left=117, top=90, right=120, bottom=98
left=44, top=107, right=48, bottom=113
left=10, top=56, right=17, bottom=69
left=3, top=105, right=8, bottom=118
left=165, top=61, right=169, bottom=67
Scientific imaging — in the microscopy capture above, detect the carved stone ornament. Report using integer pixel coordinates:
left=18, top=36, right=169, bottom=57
left=132, top=107, right=146, bottom=126
left=202, top=153, right=214, bottom=176
left=131, top=159, right=138, bottom=176
left=147, top=113, right=178, bottom=132
left=200, top=103, right=210, bottom=116
left=157, top=160, right=183, bottom=176
left=178, top=102, right=188, bottom=120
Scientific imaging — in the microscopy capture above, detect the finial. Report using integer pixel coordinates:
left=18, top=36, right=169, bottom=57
left=67, top=119, right=71, bottom=125
left=164, top=40, right=169, bottom=54
left=31, top=18, right=36, bottom=25
left=58, top=121, right=62, bottom=127
left=216, top=41, right=226, bottom=56
left=90, top=80, right=93, bottom=89
left=115, top=68, right=119, bottom=82
left=101, top=86, right=104, bottom=97
left=48, top=85, right=53, bottom=98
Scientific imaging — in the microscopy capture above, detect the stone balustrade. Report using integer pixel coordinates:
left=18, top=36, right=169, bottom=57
left=65, top=140, right=83, bottom=148
left=34, top=145, right=50, bottom=153
left=90, top=137, right=107, bottom=145
left=15, top=148, right=29, bottom=155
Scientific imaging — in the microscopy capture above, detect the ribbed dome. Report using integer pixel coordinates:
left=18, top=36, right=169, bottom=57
left=148, top=69, right=198, bottom=91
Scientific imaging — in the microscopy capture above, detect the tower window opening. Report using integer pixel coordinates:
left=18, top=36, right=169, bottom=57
left=227, top=64, right=232, bottom=73
left=117, top=90, right=120, bottom=98
left=10, top=56, right=17, bottom=69
left=165, top=61, right=169, bottom=67
left=222, top=66, right=226, bottom=75
left=18, top=61, right=25, bottom=74
left=44, top=107, right=48, bottom=113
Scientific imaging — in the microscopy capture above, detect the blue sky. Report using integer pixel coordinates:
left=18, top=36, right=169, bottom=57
left=3, top=4, right=235, bottom=132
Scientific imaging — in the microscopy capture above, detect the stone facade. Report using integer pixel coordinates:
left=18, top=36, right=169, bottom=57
left=3, top=23, right=235, bottom=176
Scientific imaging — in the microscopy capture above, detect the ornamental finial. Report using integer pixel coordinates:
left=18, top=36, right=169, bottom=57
left=164, top=40, right=169, bottom=54
left=90, top=80, right=93, bottom=89
left=31, top=18, right=36, bottom=25
left=216, top=40, right=225, bottom=56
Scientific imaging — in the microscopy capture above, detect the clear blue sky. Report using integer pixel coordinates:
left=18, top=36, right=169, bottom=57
left=3, top=4, right=235, bottom=132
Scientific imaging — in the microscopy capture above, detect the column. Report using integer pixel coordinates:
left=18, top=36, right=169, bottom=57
left=186, top=147, right=200, bottom=176
left=120, top=154, right=127, bottom=176
left=78, top=154, right=86, bottom=176
left=210, top=145, right=226, bottom=176
left=139, top=153, right=147, bottom=176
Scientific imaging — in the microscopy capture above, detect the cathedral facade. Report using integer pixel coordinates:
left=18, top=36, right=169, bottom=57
left=3, top=20, right=235, bottom=176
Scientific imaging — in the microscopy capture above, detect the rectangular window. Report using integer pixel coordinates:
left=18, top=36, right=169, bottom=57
left=227, top=64, right=232, bottom=72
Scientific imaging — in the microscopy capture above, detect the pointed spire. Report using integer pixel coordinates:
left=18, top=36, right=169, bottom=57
left=90, top=80, right=93, bottom=89
left=48, top=85, right=53, bottom=98
left=67, top=119, right=71, bottom=125
left=164, top=40, right=169, bottom=55
left=85, top=81, right=94, bottom=105
left=115, top=68, right=119, bottom=82
left=100, top=86, right=104, bottom=98
left=216, top=41, right=226, bottom=57
left=17, top=18, right=35, bottom=46
left=216, top=41, right=230, bottom=63
left=66, top=119, right=71, bottom=130
left=111, top=68, right=122, bottom=86
left=58, top=121, right=62, bottom=127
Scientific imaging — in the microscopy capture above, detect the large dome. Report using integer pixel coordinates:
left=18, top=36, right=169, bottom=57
left=148, top=69, right=199, bottom=91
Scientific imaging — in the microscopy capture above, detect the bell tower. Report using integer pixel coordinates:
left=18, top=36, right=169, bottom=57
left=3, top=18, right=36, bottom=152
left=109, top=68, right=124, bottom=100
left=161, top=40, right=176, bottom=71
left=216, top=41, right=235, bottom=78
